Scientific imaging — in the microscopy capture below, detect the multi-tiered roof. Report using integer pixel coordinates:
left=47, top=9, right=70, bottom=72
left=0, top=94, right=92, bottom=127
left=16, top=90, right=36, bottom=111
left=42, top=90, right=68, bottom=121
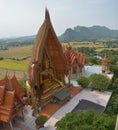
left=0, top=75, right=25, bottom=129
left=64, top=44, right=86, bottom=73
left=28, top=8, right=67, bottom=86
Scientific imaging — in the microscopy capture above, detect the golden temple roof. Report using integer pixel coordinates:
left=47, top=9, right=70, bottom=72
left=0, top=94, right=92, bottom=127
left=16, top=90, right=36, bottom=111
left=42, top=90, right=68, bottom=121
left=29, top=8, right=67, bottom=81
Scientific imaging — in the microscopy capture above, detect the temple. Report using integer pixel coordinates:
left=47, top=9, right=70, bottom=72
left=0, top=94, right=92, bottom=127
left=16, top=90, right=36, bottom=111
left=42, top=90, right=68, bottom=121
left=28, top=8, right=67, bottom=105
left=64, top=44, right=86, bottom=79
left=0, top=74, right=25, bottom=130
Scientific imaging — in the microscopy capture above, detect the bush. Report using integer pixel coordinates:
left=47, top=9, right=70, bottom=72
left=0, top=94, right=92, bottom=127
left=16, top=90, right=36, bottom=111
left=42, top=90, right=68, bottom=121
left=77, top=76, right=90, bottom=88
left=89, top=74, right=110, bottom=91
left=35, top=115, right=47, bottom=126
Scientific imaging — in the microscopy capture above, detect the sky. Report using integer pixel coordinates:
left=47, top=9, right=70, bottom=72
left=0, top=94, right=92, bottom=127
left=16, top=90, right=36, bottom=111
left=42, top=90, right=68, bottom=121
left=0, top=0, right=118, bottom=38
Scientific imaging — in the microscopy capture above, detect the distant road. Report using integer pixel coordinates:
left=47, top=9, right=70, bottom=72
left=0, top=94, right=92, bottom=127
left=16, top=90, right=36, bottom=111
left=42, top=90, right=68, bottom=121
left=0, top=68, right=28, bottom=79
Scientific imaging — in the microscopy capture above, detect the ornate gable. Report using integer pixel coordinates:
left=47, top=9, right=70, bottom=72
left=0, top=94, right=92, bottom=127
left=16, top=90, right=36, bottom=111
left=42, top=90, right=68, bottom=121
left=64, top=44, right=86, bottom=78
left=28, top=8, right=68, bottom=104
left=29, top=8, right=67, bottom=86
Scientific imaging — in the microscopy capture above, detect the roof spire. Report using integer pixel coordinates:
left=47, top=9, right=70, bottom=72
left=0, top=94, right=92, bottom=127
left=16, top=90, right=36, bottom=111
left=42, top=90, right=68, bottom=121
left=45, top=7, right=50, bottom=20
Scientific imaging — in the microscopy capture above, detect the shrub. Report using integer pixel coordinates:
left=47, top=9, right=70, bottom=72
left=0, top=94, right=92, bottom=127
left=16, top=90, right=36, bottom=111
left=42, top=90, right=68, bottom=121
left=77, top=76, right=90, bottom=88
left=89, top=74, right=110, bottom=91
left=0, top=57, right=3, bottom=60
left=35, top=115, right=47, bottom=126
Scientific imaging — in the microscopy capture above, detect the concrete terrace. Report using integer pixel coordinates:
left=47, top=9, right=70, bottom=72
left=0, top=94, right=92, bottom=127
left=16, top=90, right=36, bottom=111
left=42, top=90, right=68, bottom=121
left=43, top=88, right=111, bottom=130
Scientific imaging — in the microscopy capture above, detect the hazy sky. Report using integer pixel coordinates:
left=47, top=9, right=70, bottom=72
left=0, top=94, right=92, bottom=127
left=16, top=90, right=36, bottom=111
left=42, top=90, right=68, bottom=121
left=0, top=0, right=118, bottom=38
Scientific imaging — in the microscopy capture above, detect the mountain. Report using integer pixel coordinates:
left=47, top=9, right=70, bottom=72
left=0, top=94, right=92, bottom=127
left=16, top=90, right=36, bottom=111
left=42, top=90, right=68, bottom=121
left=0, top=35, right=36, bottom=46
left=59, top=25, right=118, bottom=41
left=1, top=25, right=118, bottom=46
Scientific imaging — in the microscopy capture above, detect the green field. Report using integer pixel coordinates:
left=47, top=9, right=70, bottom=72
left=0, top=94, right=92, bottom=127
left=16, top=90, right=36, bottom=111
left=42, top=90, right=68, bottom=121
left=0, top=59, right=30, bottom=71
left=0, top=42, right=118, bottom=72
left=0, top=45, right=33, bottom=58
left=0, top=45, right=33, bottom=72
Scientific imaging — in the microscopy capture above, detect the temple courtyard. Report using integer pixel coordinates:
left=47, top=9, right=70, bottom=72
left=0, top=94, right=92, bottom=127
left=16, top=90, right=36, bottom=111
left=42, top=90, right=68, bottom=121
left=0, top=8, right=115, bottom=130
left=43, top=88, right=111, bottom=130
left=0, top=65, right=113, bottom=130
left=0, top=87, right=111, bottom=130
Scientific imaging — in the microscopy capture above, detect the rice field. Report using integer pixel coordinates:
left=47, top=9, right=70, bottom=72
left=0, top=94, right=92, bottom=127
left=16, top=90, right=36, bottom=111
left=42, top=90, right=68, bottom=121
left=0, top=45, right=33, bottom=58
left=0, top=46, right=32, bottom=77
left=0, top=42, right=117, bottom=72
left=0, top=59, right=30, bottom=71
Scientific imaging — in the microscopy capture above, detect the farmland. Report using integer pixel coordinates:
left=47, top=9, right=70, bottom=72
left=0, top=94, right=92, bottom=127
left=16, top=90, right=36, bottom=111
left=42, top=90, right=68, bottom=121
left=0, top=40, right=118, bottom=78
left=0, top=45, right=32, bottom=59
left=0, top=45, right=32, bottom=78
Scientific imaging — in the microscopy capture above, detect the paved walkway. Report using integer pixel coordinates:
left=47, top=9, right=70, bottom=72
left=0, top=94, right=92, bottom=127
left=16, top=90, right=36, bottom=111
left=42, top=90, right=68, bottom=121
left=42, top=88, right=112, bottom=130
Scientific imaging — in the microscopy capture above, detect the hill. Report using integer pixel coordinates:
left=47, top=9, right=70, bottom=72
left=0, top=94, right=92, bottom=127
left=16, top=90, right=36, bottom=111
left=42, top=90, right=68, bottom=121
left=0, top=35, right=35, bottom=47
left=59, top=25, right=118, bottom=41
left=1, top=26, right=118, bottom=46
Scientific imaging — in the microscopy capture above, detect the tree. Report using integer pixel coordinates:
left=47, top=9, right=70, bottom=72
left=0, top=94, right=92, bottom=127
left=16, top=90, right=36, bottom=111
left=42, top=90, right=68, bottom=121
left=105, top=94, right=118, bottom=115
left=109, top=65, right=118, bottom=74
left=105, top=67, right=118, bottom=115
left=55, top=112, right=79, bottom=130
left=55, top=110, right=116, bottom=130
left=109, top=83, right=118, bottom=92
left=77, top=76, right=90, bottom=88
left=89, top=74, right=110, bottom=91
left=92, top=114, right=116, bottom=130
left=19, top=78, right=27, bottom=95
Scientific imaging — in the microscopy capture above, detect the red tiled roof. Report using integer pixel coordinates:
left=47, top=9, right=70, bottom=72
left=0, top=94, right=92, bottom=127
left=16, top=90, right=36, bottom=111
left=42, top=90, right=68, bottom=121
left=0, top=86, right=5, bottom=105
left=0, top=76, right=25, bottom=129
left=64, top=45, right=86, bottom=70
left=0, top=90, right=15, bottom=123
left=0, top=75, right=10, bottom=90
left=0, top=75, right=25, bottom=105
left=11, top=75, right=25, bottom=98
